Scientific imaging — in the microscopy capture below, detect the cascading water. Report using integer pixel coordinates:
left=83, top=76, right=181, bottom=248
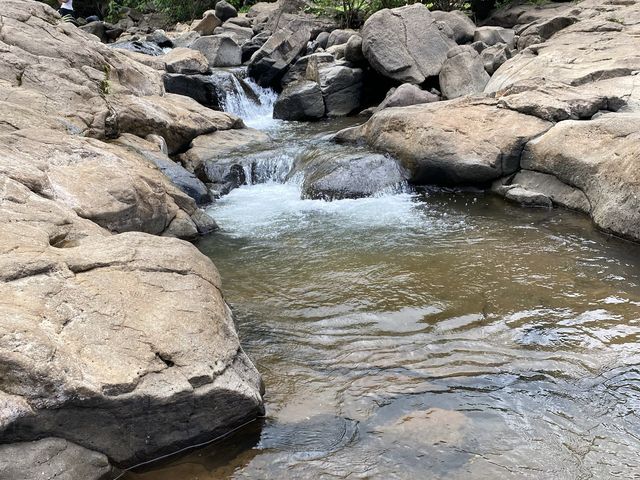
left=213, top=68, right=279, bottom=130
left=126, top=59, right=640, bottom=480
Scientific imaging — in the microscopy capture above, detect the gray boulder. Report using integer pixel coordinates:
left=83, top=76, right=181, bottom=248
left=494, top=79, right=623, bottom=122
left=336, top=97, right=551, bottom=185
left=227, top=16, right=252, bottom=28
left=214, top=23, right=254, bottom=44
left=474, top=26, right=516, bottom=48
left=439, top=46, right=490, bottom=99
left=282, top=52, right=335, bottom=85
left=293, top=152, right=408, bottom=200
left=162, top=47, right=210, bottom=74
left=192, top=35, right=242, bottom=67
left=377, top=83, right=439, bottom=110
left=522, top=113, right=640, bottom=241
left=481, top=43, right=512, bottom=75
left=493, top=170, right=590, bottom=213
left=170, top=30, right=201, bottom=49
left=193, top=10, right=222, bottom=36
left=316, top=31, right=330, bottom=49
left=113, top=134, right=211, bottom=205
left=241, top=31, right=271, bottom=62
left=471, top=40, right=488, bottom=53
left=344, top=34, right=365, bottom=63
left=80, top=21, right=123, bottom=43
left=146, top=29, right=173, bottom=48
left=432, top=10, right=476, bottom=44
left=361, top=4, right=457, bottom=84
left=216, top=0, right=238, bottom=23
left=314, top=63, right=363, bottom=116
left=327, top=28, right=357, bottom=47
left=163, top=73, right=224, bottom=109
left=0, top=438, right=112, bottom=480
left=274, top=80, right=326, bottom=120
left=248, top=21, right=312, bottom=87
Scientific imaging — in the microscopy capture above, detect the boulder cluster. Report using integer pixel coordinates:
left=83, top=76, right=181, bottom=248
left=0, top=1, right=264, bottom=477
left=334, top=0, right=640, bottom=243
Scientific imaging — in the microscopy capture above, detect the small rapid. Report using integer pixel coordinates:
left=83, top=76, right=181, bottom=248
left=125, top=70, right=640, bottom=480
left=212, top=68, right=279, bottom=130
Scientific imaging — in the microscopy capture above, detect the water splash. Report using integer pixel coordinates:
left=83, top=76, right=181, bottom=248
left=215, top=70, right=278, bottom=130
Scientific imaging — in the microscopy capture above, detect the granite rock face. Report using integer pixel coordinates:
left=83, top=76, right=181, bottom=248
left=0, top=0, right=265, bottom=470
left=361, top=4, right=457, bottom=84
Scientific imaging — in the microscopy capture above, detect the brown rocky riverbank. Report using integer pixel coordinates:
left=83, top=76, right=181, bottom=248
left=0, top=1, right=263, bottom=477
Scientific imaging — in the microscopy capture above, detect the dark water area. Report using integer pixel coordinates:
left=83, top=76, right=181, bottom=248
left=124, top=74, right=640, bottom=480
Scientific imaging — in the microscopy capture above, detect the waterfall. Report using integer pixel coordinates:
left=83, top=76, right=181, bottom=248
left=212, top=68, right=278, bottom=130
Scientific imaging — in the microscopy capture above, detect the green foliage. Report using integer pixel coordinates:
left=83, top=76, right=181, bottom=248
left=100, top=65, right=111, bottom=95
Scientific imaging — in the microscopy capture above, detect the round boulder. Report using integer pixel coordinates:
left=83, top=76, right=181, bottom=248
left=344, top=34, right=365, bottom=63
left=361, top=4, right=457, bottom=84
left=216, top=0, right=238, bottom=23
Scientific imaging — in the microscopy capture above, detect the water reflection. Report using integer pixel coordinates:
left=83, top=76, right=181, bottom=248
left=126, top=186, right=640, bottom=479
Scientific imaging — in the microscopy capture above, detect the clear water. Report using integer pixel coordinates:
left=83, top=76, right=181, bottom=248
left=124, top=82, right=640, bottom=480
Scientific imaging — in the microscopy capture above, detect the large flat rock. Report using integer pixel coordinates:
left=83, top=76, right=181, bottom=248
left=486, top=1, right=640, bottom=92
left=338, top=97, right=551, bottom=185
left=521, top=113, right=640, bottom=242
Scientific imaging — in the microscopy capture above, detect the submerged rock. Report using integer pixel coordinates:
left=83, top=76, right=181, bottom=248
left=290, top=150, right=408, bottom=200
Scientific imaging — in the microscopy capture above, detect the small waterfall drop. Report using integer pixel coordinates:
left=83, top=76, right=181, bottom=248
left=213, top=68, right=278, bottom=130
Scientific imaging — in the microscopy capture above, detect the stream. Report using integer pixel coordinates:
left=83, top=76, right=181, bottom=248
left=125, top=71, right=640, bottom=479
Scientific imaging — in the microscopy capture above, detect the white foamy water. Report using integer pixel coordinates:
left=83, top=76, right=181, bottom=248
left=219, top=75, right=279, bottom=130
left=208, top=182, right=430, bottom=240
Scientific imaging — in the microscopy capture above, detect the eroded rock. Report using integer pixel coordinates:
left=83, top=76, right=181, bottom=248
left=522, top=113, right=640, bottom=241
left=337, top=97, right=551, bottom=185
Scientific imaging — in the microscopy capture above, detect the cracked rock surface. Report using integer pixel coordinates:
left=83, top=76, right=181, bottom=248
left=0, top=0, right=264, bottom=471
